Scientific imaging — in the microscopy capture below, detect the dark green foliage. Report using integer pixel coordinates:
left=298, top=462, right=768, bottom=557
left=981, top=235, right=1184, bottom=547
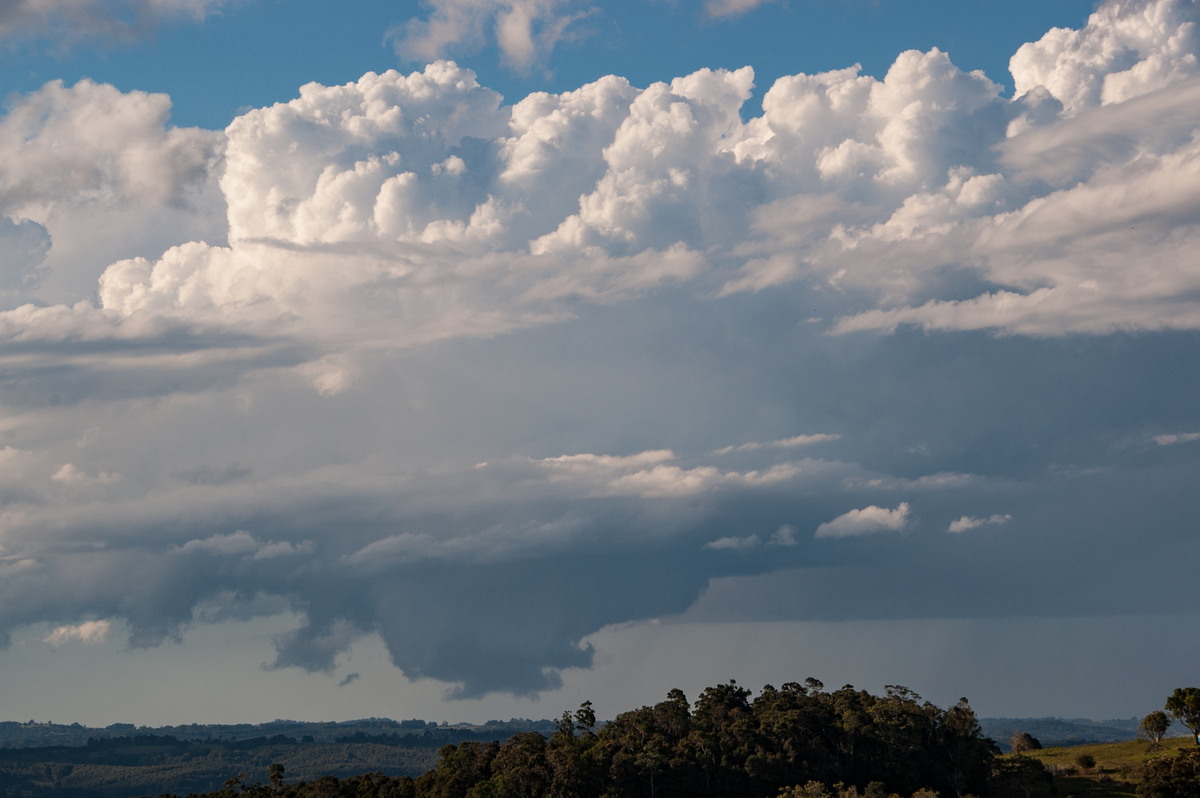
left=1139, top=713, right=1171, bottom=744
left=992, top=756, right=1053, bottom=798
left=1137, top=747, right=1200, bottom=798
left=1073, top=753, right=1096, bottom=771
left=308, top=680, right=992, bottom=798
left=1164, top=689, right=1200, bottom=744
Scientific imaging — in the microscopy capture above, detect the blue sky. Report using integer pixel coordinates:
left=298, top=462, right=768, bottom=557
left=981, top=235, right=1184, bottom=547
left=4, top=0, right=1099, bottom=128
left=1, top=0, right=1200, bottom=728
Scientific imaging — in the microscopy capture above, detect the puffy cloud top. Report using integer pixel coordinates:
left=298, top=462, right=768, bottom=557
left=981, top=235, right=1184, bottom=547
left=1011, top=0, right=1200, bottom=114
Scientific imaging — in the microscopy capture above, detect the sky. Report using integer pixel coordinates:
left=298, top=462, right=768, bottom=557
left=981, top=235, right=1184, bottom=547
left=1, top=0, right=1199, bottom=728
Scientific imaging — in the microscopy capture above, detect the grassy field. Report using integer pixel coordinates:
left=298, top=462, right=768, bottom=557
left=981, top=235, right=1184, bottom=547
left=1014, top=736, right=1197, bottom=798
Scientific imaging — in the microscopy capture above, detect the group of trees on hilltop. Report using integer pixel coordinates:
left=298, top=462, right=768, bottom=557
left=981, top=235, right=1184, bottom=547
left=157, top=680, right=1001, bottom=798
left=416, top=681, right=998, bottom=798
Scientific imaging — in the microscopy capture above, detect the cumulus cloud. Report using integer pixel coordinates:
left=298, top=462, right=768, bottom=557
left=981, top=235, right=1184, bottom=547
left=0, top=78, right=224, bottom=304
left=11, top=0, right=1200, bottom=348
left=947, top=514, right=1012, bottom=533
left=1010, top=0, right=1200, bottom=114
left=815, top=503, right=911, bottom=538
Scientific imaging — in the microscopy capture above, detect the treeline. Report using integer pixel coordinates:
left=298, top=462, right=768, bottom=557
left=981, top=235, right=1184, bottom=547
left=0, top=718, right=557, bottom=749
left=155, top=680, right=1003, bottom=798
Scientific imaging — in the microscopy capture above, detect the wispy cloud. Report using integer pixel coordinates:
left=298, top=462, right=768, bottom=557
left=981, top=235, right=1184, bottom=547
left=391, top=0, right=590, bottom=72
left=705, top=0, right=777, bottom=18
left=43, top=620, right=112, bottom=646
left=1154, top=432, right=1200, bottom=446
left=0, top=0, right=229, bottom=45
left=948, top=514, right=1012, bottom=533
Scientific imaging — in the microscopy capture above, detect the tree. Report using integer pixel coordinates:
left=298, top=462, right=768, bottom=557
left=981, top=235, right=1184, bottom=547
left=933, top=698, right=998, bottom=798
left=1008, top=732, right=1041, bottom=753
left=1140, top=711, right=1171, bottom=743
left=1138, top=748, right=1200, bottom=798
left=1165, top=688, right=1200, bottom=744
left=993, top=756, right=1053, bottom=798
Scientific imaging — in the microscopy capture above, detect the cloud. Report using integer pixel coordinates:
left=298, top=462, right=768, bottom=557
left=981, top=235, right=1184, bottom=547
left=705, top=0, right=776, bottom=18
left=173, top=532, right=315, bottom=560
left=714, top=434, right=840, bottom=455
left=0, top=78, right=224, bottom=305
left=392, top=0, right=589, bottom=72
left=815, top=502, right=911, bottom=538
left=1010, top=0, right=1200, bottom=115
left=947, top=514, right=1012, bottom=533
left=769, top=525, right=798, bottom=546
left=703, top=534, right=760, bottom=550
left=0, top=216, right=50, bottom=295
left=43, top=620, right=112, bottom=646
left=0, top=0, right=230, bottom=46
left=0, top=0, right=1198, bottom=703
left=51, top=463, right=121, bottom=487
left=1155, top=432, right=1200, bottom=445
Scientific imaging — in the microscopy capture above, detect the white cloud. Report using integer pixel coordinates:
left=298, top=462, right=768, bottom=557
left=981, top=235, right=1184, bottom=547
left=1154, top=432, right=1200, bottom=445
left=714, top=433, right=840, bottom=454
left=8, top=0, right=1200, bottom=351
left=43, top=619, right=112, bottom=646
left=947, top=514, right=1012, bottom=533
left=0, top=78, right=223, bottom=303
left=815, top=502, right=911, bottom=539
left=705, top=0, right=776, bottom=18
left=1011, top=0, right=1200, bottom=115
left=392, top=0, right=588, bottom=72
left=531, top=448, right=807, bottom=499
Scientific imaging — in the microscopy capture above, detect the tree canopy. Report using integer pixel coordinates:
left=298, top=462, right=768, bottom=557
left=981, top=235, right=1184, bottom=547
left=1165, top=688, right=1200, bottom=744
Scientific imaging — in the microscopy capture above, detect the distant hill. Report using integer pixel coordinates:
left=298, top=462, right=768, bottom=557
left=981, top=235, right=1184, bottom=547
left=979, top=717, right=1154, bottom=750
left=0, top=717, right=555, bottom=749
left=0, top=719, right=558, bottom=797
